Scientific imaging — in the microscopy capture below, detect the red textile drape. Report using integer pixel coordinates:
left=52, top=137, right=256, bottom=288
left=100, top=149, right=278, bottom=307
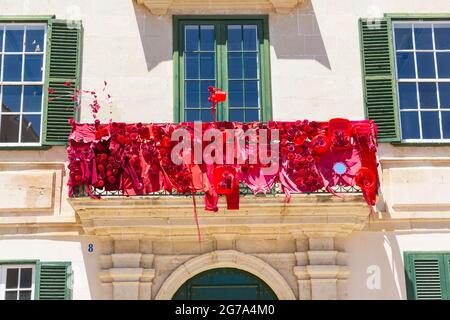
left=67, top=119, right=378, bottom=208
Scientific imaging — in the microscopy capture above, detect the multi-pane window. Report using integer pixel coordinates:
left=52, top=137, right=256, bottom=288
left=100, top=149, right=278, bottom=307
left=393, top=22, right=450, bottom=141
left=177, top=17, right=271, bottom=122
left=184, top=25, right=216, bottom=122
left=0, top=265, right=35, bottom=300
left=0, top=24, right=46, bottom=145
left=227, top=25, right=260, bottom=122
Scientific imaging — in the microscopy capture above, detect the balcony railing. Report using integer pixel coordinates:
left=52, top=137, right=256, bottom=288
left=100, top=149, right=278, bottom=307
left=68, top=119, right=376, bottom=208
left=72, top=182, right=361, bottom=198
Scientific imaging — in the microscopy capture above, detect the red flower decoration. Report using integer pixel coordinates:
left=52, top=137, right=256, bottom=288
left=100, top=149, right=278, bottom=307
left=311, top=134, right=330, bottom=154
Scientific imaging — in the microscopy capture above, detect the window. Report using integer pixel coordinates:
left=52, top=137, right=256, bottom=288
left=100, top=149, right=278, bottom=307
left=174, top=17, right=272, bottom=122
left=404, top=252, right=450, bottom=300
left=0, top=17, right=82, bottom=148
left=393, top=22, right=450, bottom=141
left=0, top=23, right=47, bottom=145
left=0, top=265, right=35, bottom=300
left=0, top=261, right=72, bottom=300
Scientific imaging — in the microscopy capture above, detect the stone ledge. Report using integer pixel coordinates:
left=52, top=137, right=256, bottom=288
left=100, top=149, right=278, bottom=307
left=293, top=265, right=349, bottom=280
left=135, top=0, right=305, bottom=15
left=379, top=157, right=450, bottom=167
left=100, top=267, right=155, bottom=283
left=307, top=251, right=338, bottom=265
left=70, top=193, right=370, bottom=237
left=111, top=253, right=142, bottom=268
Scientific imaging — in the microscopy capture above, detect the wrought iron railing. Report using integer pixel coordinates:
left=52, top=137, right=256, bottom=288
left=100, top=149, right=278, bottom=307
left=72, top=182, right=361, bottom=198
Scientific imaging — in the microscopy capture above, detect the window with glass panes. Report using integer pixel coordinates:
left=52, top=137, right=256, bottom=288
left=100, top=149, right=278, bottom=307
left=0, top=265, right=34, bottom=300
left=175, top=17, right=271, bottom=122
left=0, top=23, right=46, bottom=145
left=393, top=22, right=450, bottom=141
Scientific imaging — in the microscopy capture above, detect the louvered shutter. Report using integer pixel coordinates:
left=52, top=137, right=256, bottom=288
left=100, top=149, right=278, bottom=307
left=359, top=18, right=400, bottom=142
left=405, top=253, right=449, bottom=300
left=43, top=19, right=82, bottom=145
left=36, top=262, right=72, bottom=300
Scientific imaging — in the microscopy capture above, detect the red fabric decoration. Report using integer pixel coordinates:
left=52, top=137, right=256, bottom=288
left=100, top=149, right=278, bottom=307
left=311, top=134, right=330, bottom=154
left=328, top=118, right=352, bottom=150
left=213, top=166, right=236, bottom=196
left=208, top=86, right=227, bottom=122
left=67, top=120, right=379, bottom=211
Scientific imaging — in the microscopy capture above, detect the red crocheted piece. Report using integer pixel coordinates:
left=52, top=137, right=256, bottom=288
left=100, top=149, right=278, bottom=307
left=67, top=119, right=378, bottom=209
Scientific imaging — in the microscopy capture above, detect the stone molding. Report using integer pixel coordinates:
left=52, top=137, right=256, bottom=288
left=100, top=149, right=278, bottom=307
left=293, top=234, right=349, bottom=300
left=99, top=243, right=156, bottom=300
left=70, top=194, right=369, bottom=239
left=135, top=0, right=305, bottom=15
left=155, top=250, right=296, bottom=300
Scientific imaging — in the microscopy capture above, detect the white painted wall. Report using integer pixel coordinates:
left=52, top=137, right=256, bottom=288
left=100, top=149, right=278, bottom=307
left=0, top=237, right=104, bottom=299
left=346, top=231, right=450, bottom=299
left=0, top=0, right=449, bottom=123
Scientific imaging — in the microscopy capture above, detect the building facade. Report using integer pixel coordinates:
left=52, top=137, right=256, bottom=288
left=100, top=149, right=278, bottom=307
left=1, top=0, right=450, bottom=300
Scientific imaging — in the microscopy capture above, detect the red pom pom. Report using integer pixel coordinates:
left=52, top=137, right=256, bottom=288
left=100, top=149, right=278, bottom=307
left=107, top=176, right=116, bottom=184
left=161, top=136, right=171, bottom=148
left=355, top=167, right=376, bottom=190
left=311, top=134, right=330, bottom=154
left=117, top=135, right=126, bottom=144
left=293, top=134, right=305, bottom=145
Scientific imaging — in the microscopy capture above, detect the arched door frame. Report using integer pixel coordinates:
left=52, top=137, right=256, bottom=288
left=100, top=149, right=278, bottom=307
left=155, top=250, right=296, bottom=300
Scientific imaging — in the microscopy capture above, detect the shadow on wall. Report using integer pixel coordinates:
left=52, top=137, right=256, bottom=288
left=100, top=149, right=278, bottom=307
left=132, top=0, right=330, bottom=72
left=269, top=0, right=331, bottom=69
left=346, top=231, right=404, bottom=300
left=132, top=1, right=173, bottom=72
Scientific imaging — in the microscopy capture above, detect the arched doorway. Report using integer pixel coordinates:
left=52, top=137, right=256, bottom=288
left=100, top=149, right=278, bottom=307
left=172, top=268, right=278, bottom=300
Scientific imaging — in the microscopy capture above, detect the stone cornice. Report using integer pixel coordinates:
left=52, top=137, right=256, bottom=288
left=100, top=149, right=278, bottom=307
left=379, top=157, right=450, bottom=167
left=135, top=0, right=305, bottom=15
left=69, top=193, right=370, bottom=238
left=0, top=216, right=81, bottom=236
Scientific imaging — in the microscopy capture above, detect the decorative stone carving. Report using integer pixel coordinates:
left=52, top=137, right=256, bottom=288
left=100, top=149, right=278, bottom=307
left=293, top=233, right=350, bottom=300
left=99, top=239, right=156, bottom=300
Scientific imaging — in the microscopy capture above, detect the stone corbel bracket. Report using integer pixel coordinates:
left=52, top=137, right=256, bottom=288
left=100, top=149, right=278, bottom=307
left=99, top=253, right=156, bottom=300
left=135, top=0, right=305, bottom=15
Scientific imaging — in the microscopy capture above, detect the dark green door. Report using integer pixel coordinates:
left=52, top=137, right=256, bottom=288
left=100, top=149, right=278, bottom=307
left=172, top=268, right=278, bottom=300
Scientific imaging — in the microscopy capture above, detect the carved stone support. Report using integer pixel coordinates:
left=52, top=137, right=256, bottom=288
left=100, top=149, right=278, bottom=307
left=293, top=232, right=349, bottom=300
left=99, top=238, right=156, bottom=300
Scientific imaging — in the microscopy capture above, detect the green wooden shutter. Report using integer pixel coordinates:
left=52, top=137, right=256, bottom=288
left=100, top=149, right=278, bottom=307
left=43, top=19, right=82, bottom=145
left=404, top=253, right=449, bottom=300
left=359, top=18, right=400, bottom=142
left=36, top=262, right=72, bottom=300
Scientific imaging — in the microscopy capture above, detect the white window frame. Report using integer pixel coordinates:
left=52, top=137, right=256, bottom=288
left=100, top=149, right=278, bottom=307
left=0, top=264, right=35, bottom=300
left=0, top=22, right=47, bottom=147
left=392, top=21, right=450, bottom=143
